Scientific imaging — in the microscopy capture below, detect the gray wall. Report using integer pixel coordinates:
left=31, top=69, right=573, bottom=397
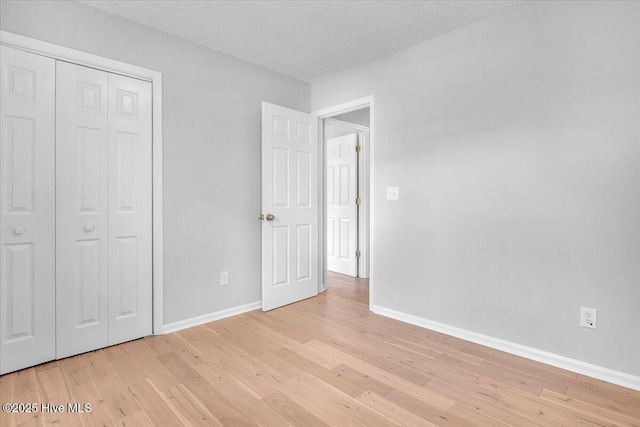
left=0, top=0, right=310, bottom=324
left=312, top=0, right=640, bottom=376
left=333, top=107, right=370, bottom=127
left=325, top=124, right=352, bottom=140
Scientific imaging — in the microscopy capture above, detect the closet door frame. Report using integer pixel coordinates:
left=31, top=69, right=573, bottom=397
left=0, top=30, right=165, bottom=335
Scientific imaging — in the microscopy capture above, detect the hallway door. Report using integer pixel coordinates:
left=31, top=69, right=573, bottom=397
left=326, top=133, right=358, bottom=277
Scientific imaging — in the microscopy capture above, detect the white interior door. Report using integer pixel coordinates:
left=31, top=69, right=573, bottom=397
left=326, top=133, right=358, bottom=277
left=261, top=102, right=318, bottom=311
left=55, top=62, right=110, bottom=358
left=0, top=46, right=56, bottom=374
left=107, top=72, right=152, bottom=345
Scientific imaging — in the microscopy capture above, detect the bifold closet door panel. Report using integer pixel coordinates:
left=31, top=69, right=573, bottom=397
left=55, top=61, right=110, bottom=359
left=0, top=46, right=56, bottom=374
left=107, top=73, right=152, bottom=345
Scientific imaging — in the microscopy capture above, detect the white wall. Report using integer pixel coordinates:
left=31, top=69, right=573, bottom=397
left=312, top=0, right=640, bottom=377
left=0, top=0, right=310, bottom=324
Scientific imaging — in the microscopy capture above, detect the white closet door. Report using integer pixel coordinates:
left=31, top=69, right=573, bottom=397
left=55, top=62, right=110, bottom=358
left=107, top=73, right=152, bottom=345
left=0, top=46, right=56, bottom=374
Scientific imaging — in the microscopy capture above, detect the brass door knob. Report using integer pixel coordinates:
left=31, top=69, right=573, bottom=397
left=265, top=214, right=275, bottom=221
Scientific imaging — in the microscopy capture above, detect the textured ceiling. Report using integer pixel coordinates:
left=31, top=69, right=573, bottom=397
left=79, top=0, right=522, bottom=82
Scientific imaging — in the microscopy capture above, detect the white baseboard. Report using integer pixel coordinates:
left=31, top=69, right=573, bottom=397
left=372, top=305, right=640, bottom=391
left=163, top=301, right=261, bottom=334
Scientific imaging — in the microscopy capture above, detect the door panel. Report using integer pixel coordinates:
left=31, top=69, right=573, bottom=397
left=296, top=152, right=311, bottom=207
left=0, top=46, right=56, bottom=374
left=272, top=226, right=290, bottom=286
left=55, top=61, right=110, bottom=358
left=5, top=244, right=35, bottom=338
left=296, top=224, right=311, bottom=280
left=272, top=148, right=289, bottom=207
left=326, top=133, right=358, bottom=277
left=262, top=102, right=318, bottom=311
left=107, top=73, right=152, bottom=345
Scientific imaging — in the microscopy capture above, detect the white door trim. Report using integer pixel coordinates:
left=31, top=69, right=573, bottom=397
left=0, top=30, right=165, bottom=335
left=313, top=96, right=375, bottom=310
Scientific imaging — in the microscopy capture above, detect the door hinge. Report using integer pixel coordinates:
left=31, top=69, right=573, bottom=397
left=356, top=197, right=361, bottom=206
left=356, top=250, right=361, bottom=258
left=355, top=145, right=361, bottom=153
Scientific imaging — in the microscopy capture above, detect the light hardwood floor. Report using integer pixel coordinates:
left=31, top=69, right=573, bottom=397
left=1, top=272, right=639, bottom=426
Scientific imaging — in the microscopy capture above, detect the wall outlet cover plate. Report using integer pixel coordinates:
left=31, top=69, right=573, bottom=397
left=580, top=306, right=597, bottom=330
left=386, top=186, right=399, bottom=200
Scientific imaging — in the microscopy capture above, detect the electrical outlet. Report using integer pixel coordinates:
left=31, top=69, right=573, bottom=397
left=580, top=307, right=597, bottom=330
left=386, top=186, right=399, bottom=200
left=220, top=271, right=229, bottom=286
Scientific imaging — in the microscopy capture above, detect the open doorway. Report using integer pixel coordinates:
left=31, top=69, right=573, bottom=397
left=314, top=97, right=374, bottom=309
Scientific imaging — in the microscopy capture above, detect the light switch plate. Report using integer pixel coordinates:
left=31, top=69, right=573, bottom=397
left=386, top=186, right=399, bottom=200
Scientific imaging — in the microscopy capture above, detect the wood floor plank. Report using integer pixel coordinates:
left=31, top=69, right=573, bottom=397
left=1, top=272, right=637, bottom=426
left=69, top=381, right=117, bottom=427
left=12, top=367, right=40, bottom=397
left=490, top=380, right=600, bottom=426
left=424, top=378, right=545, bottom=427
left=461, top=344, right=579, bottom=380
left=574, top=375, right=640, bottom=406
left=424, top=377, right=502, bottom=408
left=139, top=359, right=182, bottom=397
left=128, top=379, right=182, bottom=427
left=2, top=388, right=44, bottom=427
left=119, top=408, right=156, bottom=427
left=384, top=389, right=481, bottom=427
left=262, top=391, right=331, bottom=427
left=165, top=384, right=224, bottom=427
left=330, top=363, right=394, bottom=397
left=281, top=372, right=401, bottom=427
left=566, top=384, right=640, bottom=420
left=540, top=388, right=640, bottom=427
left=84, top=350, right=143, bottom=421
left=108, top=351, right=147, bottom=386
left=193, top=360, right=294, bottom=426
left=274, top=346, right=373, bottom=399
left=447, top=402, right=515, bottom=427
left=157, top=352, right=257, bottom=426
left=277, top=376, right=354, bottom=425
left=303, top=338, right=457, bottom=411
left=356, top=390, right=440, bottom=427
left=316, top=334, right=433, bottom=386
left=223, top=358, right=287, bottom=399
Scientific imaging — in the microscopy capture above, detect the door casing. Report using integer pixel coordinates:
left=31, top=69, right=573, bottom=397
left=0, top=30, right=165, bottom=335
left=313, top=96, right=375, bottom=310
